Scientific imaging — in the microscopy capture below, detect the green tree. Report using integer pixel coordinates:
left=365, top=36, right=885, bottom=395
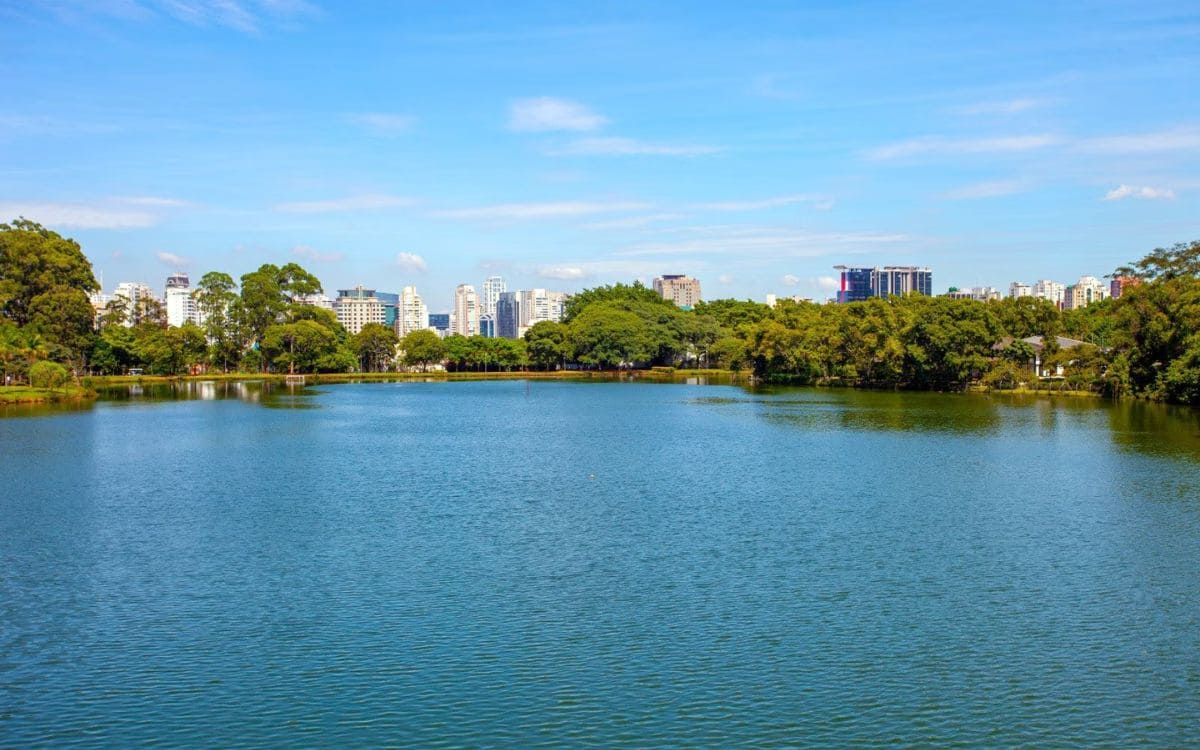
left=354, top=323, right=399, bottom=372
left=0, top=218, right=98, bottom=326
left=29, top=360, right=69, bottom=389
left=194, top=271, right=240, bottom=371
left=568, top=304, right=654, bottom=368
left=524, top=321, right=568, bottom=370
left=400, top=329, right=444, bottom=371
left=261, top=320, right=338, bottom=374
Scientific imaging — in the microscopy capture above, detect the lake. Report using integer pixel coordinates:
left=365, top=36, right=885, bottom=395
left=2, top=381, right=1199, bottom=747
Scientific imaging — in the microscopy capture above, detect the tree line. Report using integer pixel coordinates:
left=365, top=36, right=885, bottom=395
left=3, top=219, right=1199, bottom=404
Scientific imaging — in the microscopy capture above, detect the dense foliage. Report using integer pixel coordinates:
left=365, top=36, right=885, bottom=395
left=3, top=218, right=1199, bottom=405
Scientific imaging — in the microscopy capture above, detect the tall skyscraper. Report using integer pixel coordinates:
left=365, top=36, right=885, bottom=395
left=496, top=291, right=521, bottom=339
left=480, top=276, right=506, bottom=318
left=453, top=284, right=479, bottom=336
left=395, top=286, right=429, bottom=336
left=833, top=266, right=932, bottom=302
left=653, top=275, right=702, bottom=308
left=164, top=273, right=199, bottom=327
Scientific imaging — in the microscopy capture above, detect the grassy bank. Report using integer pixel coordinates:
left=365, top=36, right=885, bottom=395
left=86, top=368, right=747, bottom=386
left=0, top=385, right=96, bottom=404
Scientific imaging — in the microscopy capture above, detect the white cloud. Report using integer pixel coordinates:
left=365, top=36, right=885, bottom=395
left=940, top=180, right=1029, bottom=200
left=952, top=98, right=1044, bottom=116
left=865, top=134, right=1060, bottom=160
left=537, top=265, right=588, bottom=280
left=435, top=200, right=651, bottom=221
left=695, top=194, right=826, bottom=211
left=292, top=245, right=344, bottom=262
left=395, top=252, right=428, bottom=272
left=1078, top=127, right=1200, bottom=154
left=1103, top=184, right=1177, bottom=201
left=781, top=274, right=801, bottom=286
left=157, top=251, right=190, bottom=267
left=551, top=137, right=721, bottom=157
left=274, top=194, right=416, bottom=213
left=717, top=274, right=734, bottom=284
left=509, top=97, right=607, bottom=132
left=347, top=113, right=415, bottom=136
left=0, top=201, right=156, bottom=228
left=816, top=276, right=840, bottom=291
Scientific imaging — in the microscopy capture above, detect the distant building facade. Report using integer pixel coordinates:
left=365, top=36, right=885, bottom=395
left=428, top=313, right=450, bottom=337
left=1063, top=276, right=1108, bottom=310
left=834, top=266, right=932, bottom=302
left=1008, top=282, right=1032, bottom=298
left=496, top=291, right=521, bottom=339
left=654, top=275, right=702, bottom=308
left=395, top=286, right=429, bottom=336
left=334, top=286, right=385, bottom=335
left=1031, top=280, right=1066, bottom=308
left=164, top=273, right=200, bottom=327
left=453, top=284, right=479, bottom=337
left=480, top=276, right=506, bottom=318
left=1110, top=275, right=1141, bottom=299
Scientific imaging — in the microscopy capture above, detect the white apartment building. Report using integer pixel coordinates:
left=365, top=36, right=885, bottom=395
left=480, top=276, right=506, bottom=318
left=334, top=286, right=385, bottom=335
left=294, top=293, right=334, bottom=310
left=396, top=286, right=430, bottom=336
left=453, top=284, right=479, bottom=337
left=164, top=273, right=203, bottom=327
left=1008, top=282, right=1032, bottom=298
left=113, top=282, right=157, bottom=326
left=653, top=274, right=702, bottom=308
left=1032, top=280, right=1066, bottom=308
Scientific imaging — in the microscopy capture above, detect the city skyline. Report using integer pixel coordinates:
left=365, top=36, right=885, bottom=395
left=1, top=2, right=1197, bottom=310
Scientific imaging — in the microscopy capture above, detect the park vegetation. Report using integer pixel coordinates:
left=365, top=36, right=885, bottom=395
left=3, top=218, right=1200, bottom=404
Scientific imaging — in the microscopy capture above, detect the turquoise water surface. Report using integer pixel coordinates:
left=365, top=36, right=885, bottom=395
left=3, top=381, right=1200, bottom=746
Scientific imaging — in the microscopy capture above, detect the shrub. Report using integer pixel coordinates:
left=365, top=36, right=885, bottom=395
left=29, top=360, right=70, bottom=389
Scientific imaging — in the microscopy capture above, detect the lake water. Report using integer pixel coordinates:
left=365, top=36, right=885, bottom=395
left=2, top=381, right=1199, bottom=747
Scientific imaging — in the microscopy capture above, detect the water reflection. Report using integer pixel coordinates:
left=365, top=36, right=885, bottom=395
left=96, top=380, right=320, bottom=409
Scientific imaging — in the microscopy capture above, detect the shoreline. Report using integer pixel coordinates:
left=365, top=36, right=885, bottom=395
left=0, top=385, right=96, bottom=405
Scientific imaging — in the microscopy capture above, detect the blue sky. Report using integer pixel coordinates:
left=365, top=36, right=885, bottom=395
left=1, top=0, right=1197, bottom=310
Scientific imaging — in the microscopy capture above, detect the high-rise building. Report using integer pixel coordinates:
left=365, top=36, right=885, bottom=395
left=1063, top=276, right=1108, bottom=310
left=395, top=286, right=429, bottom=336
left=496, top=292, right=521, bottom=339
left=428, top=313, right=451, bottom=337
left=294, top=293, right=334, bottom=309
left=375, top=291, right=399, bottom=328
left=479, top=315, right=495, bottom=338
left=1032, top=280, right=1065, bottom=308
left=944, top=286, right=1000, bottom=301
left=334, top=286, right=385, bottom=335
left=1110, top=275, right=1140, bottom=299
left=653, top=275, right=702, bottom=308
left=113, top=282, right=157, bottom=326
left=164, top=273, right=200, bottom=327
left=834, top=266, right=932, bottom=302
left=1009, top=282, right=1032, bottom=298
left=453, top=284, right=479, bottom=336
left=480, top=276, right=506, bottom=318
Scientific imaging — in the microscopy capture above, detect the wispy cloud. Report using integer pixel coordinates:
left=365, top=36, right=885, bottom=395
left=865, top=134, right=1060, bottom=160
left=346, top=113, right=415, bottom=136
left=536, top=265, right=587, bottom=280
left=616, top=226, right=911, bottom=258
left=114, top=195, right=191, bottom=207
left=717, top=274, right=734, bottom=284
left=694, top=194, right=827, bottom=211
left=0, top=201, right=157, bottom=228
left=582, top=213, right=687, bottom=230
left=292, top=244, right=344, bottom=262
left=1078, top=127, right=1200, bottom=154
left=135, top=0, right=319, bottom=33
left=815, top=276, right=840, bottom=291
left=781, top=274, right=801, bottom=286
left=940, top=180, right=1030, bottom=200
left=749, top=74, right=803, bottom=101
left=395, top=252, right=428, bottom=272
left=157, top=251, right=190, bottom=267
left=1103, top=184, right=1177, bottom=201
left=551, top=137, right=720, bottom=157
left=274, top=194, right=416, bottom=213
left=509, top=97, right=607, bottom=132
left=951, top=98, right=1045, bottom=116
left=435, top=200, right=651, bottom=221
